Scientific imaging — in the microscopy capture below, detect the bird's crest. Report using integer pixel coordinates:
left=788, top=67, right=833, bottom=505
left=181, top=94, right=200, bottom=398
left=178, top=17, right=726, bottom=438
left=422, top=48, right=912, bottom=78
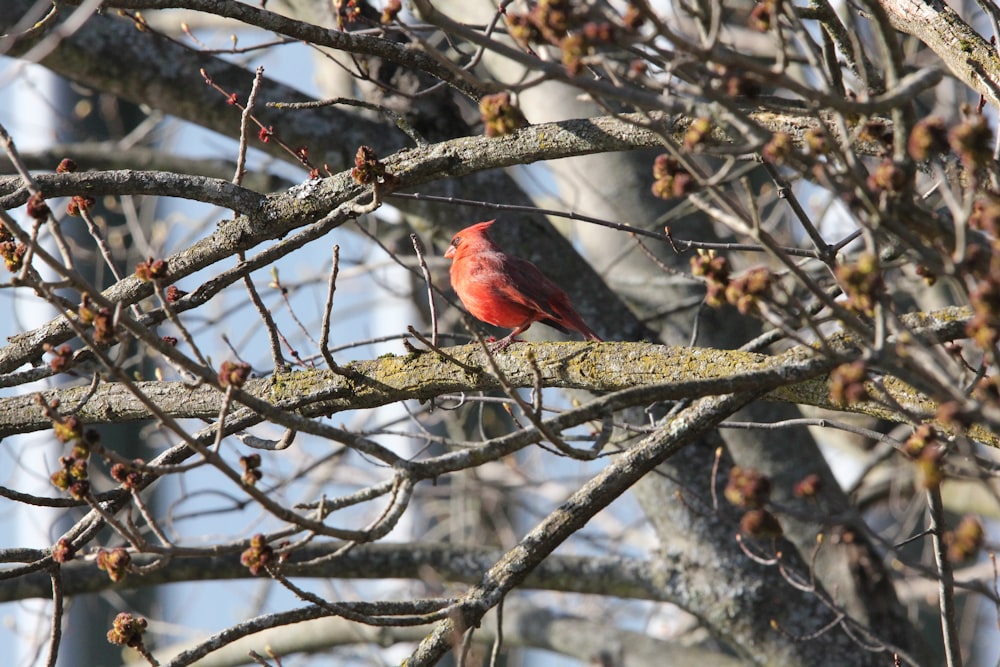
left=465, top=219, right=497, bottom=236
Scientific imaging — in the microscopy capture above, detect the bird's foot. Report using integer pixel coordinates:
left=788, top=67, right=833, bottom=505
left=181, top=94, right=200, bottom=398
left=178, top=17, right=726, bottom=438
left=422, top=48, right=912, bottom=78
left=489, top=335, right=522, bottom=352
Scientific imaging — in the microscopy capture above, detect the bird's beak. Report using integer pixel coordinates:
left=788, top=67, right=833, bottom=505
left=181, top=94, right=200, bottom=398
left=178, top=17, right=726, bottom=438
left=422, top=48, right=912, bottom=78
left=444, top=244, right=456, bottom=259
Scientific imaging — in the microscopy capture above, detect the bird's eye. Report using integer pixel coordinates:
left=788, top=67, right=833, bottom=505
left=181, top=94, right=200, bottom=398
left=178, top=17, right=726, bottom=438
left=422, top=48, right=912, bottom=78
left=452, top=237, right=462, bottom=248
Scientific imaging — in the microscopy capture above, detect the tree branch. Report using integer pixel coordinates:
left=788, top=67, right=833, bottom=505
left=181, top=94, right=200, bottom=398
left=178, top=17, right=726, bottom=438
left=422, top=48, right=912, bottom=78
left=1, top=307, right=985, bottom=444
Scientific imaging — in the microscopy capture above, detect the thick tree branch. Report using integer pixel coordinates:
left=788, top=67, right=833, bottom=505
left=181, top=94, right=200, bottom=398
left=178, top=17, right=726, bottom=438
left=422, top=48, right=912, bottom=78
left=0, top=169, right=265, bottom=213
left=0, top=542, right=675, bottom=603
left=0, top=142, right=295, bottom=194
left=880, top=0, right=1000, bottom=106
left=0, top=307, right=985, bottom=444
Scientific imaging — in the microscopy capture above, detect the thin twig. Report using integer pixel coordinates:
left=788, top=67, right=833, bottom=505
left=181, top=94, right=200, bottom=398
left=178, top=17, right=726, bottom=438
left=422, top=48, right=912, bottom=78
left=927, top=486, right=963, bottom=667
left=390, top=191, right=827, bottom=259
left=234, top=66, right=264, bottom=187
left=489, top=597, right=504, bottom=667
left=320, top=244, right=341, bottom=370
left=45, top=566, right=63, bottom=667
left=410, top=233, right=439, bottom=347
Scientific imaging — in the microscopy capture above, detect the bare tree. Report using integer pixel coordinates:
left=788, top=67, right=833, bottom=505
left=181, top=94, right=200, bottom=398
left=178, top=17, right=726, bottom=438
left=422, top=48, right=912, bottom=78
left=1, top=0, right=998, bottom=665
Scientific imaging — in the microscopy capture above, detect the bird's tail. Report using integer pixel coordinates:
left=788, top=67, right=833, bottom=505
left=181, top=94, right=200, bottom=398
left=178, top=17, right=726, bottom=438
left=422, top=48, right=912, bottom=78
left=544, top=314, right=603, bottom=342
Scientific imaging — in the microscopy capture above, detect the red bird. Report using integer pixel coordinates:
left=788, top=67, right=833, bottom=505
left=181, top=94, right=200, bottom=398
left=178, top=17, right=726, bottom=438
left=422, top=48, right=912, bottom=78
left=444, top=220, right=603, bottom=349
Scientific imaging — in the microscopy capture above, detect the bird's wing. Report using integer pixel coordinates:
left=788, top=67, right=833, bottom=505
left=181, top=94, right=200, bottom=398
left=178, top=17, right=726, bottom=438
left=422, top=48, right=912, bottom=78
left=500, top=257, right=574, bottom=320
left=502, top=256, right=602, bottom=339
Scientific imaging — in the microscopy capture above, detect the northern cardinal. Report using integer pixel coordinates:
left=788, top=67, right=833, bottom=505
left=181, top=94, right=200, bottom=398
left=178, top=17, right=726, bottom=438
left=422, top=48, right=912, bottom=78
left=444, top=220, right=603, bottom=349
